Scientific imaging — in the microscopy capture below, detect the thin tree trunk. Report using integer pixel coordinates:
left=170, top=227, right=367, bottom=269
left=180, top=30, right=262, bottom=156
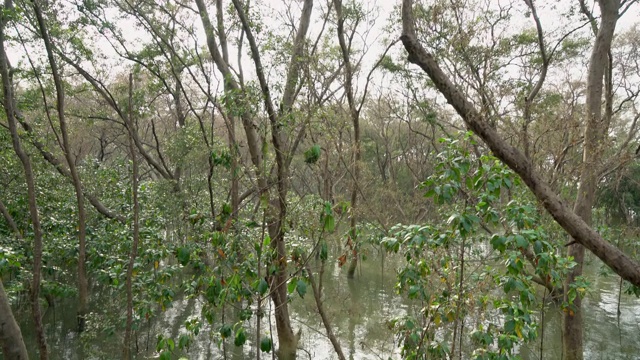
left=451, top=237, right=465, bottom=358
left=229, top=120, right=239, bottom=219
left=31, top=0, right=89, bottom=332
left=540, top=288, right=546, bottom=360
left=0, top=278, right=29, bottom=359
left=306, top=260, right=346, bottom=360
left=123, top=73, right=140, bottom=359
left=0, top=5, right=48, bottom=359
left=333, top=0, right=360, bottom=279
left=617, top=276, right=623, bottom=317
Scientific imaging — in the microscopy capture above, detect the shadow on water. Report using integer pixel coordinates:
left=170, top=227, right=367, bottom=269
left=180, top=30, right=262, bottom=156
left=9, top=252, right=640, bottom=359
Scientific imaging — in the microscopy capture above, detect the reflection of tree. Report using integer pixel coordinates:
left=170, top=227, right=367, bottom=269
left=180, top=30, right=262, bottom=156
left=347, top=278, right=358, bottom=360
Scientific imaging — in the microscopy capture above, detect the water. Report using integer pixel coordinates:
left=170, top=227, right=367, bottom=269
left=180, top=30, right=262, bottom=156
left=519, top=258, right=640, bottom=360
left=9, top=253, right=640, bottom=359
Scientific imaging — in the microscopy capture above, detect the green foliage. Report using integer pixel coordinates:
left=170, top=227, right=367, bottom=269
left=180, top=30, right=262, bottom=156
left=380, top=55, right=404, bottom=73
left=304, top=144, right=321, bottom=164
left=211, top=149, right=232, bottom=169
left=321, top=201, right=335, bottom=232
left=385, top=133, right=573, bottom=358
left=257, top=277, right=269, bottom=296
left=598, top=163, right=640, bottom=224
left=260, top=336, right=273, bottom=352
left=234, top=327, right=247, bottom=347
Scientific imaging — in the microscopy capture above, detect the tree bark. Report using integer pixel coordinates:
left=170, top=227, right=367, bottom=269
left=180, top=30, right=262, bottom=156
left=0, top=4, right=48, bottom=359
left=563, top=1, right=619, bottom=359
left=400, top=0, right=640, bottom=287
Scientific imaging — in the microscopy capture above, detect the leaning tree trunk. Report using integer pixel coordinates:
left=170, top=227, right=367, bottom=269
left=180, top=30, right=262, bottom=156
left=0, top=279, right=29, bottom=359
left=400, top=0, right=640, bottom=285
left=563, top=1, right=619, bottom=359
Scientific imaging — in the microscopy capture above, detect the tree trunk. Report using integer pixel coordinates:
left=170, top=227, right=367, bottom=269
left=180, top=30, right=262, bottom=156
left=0, top=6, right=48, bottom=359
left=123, top=73, right=140, bottom=359
left=333, top=0, right=360, bottom=279
left=563, top=1, right=619, bottom=359
left=0, top=279, right=29, bottom=360
left=197, top=0, right=314, bottom=356
left=31, top=0, right=89, bottom=332
left=305, top=261, right=346, bottom=360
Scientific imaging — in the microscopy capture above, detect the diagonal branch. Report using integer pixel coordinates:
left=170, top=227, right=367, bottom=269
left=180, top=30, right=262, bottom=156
left=400, top=0, right=640, bottom=286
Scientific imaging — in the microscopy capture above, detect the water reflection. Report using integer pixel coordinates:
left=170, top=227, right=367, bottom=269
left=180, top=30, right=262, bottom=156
left=520, top=257, right=640, bottom=360
left=9, top=253, right=640, bottom=359
left=290, top=253, right=406, bottom=360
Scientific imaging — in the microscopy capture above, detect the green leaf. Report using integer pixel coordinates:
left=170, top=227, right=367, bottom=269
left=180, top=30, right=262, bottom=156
left=234, top=328, right=247, bottom=347
left=504, top=319, right=516, bottom=333
left=320, top=242, right=328, bottom=261
left=323, top=213, right=335, bottom=232
left=490, top=234, right=506, bottom=252
left=159, top=351, right=171, bottom=360
left=176, top=246, right=191, bottom=266
left=408, top=285, right=420, bottom=299
left=178, top=334, right=190, bottom=349
left=260, top=336, right=273, bottom=352
left=405, top=319, right=415, bottom=330
left=296, top=280, right=307, bottom=298
left=257, top=278, right=269, bottom=296
left=156, top=335, right=166, bottom=352
left=533, top=240, right=543, bottom=255
left=219, top=324, right=232, bottom=338
left=304, top=144, right=321, bottom=164
left=515, top=235, right=528, bottom=249
left=287, top=279, right=297, bottom=294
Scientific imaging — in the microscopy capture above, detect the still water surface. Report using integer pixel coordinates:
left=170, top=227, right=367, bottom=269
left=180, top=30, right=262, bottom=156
left=13, top=253, right=640, bottom=359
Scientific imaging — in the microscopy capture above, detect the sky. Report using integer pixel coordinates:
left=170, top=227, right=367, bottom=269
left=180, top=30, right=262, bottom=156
left=5, top=0, right=640, bottom=108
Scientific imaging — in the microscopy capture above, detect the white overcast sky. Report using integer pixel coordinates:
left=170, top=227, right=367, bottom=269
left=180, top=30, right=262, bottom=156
left=6, top=0, right=639, bottom=100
